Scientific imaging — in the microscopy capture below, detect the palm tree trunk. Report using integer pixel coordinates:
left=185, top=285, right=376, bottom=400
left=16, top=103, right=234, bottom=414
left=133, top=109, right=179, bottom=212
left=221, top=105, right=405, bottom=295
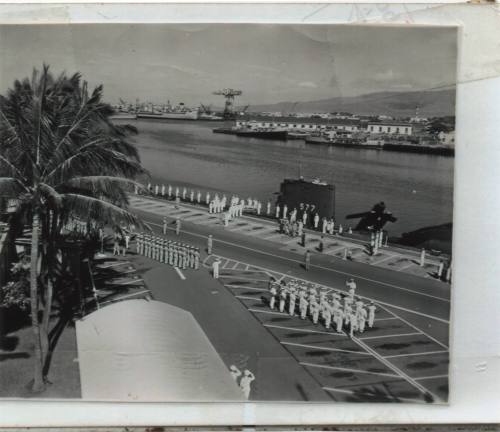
left=40, top=277, right=52, bottom=368
left=29, top=209, right=45, bottom=392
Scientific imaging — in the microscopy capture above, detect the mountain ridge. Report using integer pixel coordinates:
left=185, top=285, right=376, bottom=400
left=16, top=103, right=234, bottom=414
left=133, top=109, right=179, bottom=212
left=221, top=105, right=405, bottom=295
left=242, top=88, right=456, bottom=118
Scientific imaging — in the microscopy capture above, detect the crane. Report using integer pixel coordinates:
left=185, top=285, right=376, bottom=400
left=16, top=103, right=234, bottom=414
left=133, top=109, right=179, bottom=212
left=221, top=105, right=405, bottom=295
left=199, top=103, right=213, bottom=114
left=213, top=88, right=242, bottom=119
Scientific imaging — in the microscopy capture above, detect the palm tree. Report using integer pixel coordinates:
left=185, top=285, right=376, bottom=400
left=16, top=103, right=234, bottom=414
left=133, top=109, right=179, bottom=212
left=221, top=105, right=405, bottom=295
left=0, top=65, right=146, bottom=392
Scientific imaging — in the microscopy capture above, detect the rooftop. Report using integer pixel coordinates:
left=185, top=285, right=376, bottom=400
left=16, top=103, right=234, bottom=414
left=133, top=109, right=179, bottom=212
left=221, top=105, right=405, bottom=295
left=239, top=115, right=361, bottom=126
left=367, top=120, right=413, bottom=126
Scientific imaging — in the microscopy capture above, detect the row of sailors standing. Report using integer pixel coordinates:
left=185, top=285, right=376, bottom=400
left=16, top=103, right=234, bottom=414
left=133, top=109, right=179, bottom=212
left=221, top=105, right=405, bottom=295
left=146, top=183, right=205, bottom=204
left=209, top=194, right=268, bottom=228
left=268, top=277, right=376, bottom=337
left=144, top=183, right=276, bottom=218
left=275, top=203, right=349, bottom=234
left=135, top=233, right=200, bottom=270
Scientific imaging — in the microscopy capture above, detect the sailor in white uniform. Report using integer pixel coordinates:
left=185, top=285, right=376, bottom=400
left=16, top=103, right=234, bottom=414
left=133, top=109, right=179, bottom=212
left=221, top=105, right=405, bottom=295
left=357, top=306, right=368, bottom=333
left=313, top=213, right=320, bottom=230
left=288, top=287, right=297, bottom=316
left=310, top=300, right=320, bottom=325
left=239, top=370, right=255, bottom=400
left=299, top=292, right=308, bottom=319
left=334, top=308, right=345, bottom=333
left=269, top=283, right=277, bottom=310
left=212, top=258, right=220, bottom=279
left=367, top=302, right=377, bottom=328
left=230, top=365, right=242, bottom=382
left=324, top=304, right=333, bottom=330
left=349, top=310, right=358, bottom=337
left=279, top=286, right=287, bottom=313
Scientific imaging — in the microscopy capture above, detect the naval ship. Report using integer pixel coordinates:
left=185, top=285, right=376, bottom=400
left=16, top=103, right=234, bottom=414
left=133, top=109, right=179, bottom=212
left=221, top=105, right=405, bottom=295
left=137, top=101, right=199, bottom=120
left=137, top=109, right=199, bottom=120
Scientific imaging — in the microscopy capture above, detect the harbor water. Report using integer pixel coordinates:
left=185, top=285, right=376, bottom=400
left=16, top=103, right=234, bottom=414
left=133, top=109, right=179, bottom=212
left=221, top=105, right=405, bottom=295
left=120, top=118, right=454, bottom=237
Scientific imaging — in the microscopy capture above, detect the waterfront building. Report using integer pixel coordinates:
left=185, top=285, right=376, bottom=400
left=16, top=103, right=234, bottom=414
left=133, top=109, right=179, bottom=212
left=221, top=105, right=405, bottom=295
left=236, top=116, right=361, bottom=133
left=438, top=130, right=455, bottom=145
left=367, top=121, right=413, bottom=136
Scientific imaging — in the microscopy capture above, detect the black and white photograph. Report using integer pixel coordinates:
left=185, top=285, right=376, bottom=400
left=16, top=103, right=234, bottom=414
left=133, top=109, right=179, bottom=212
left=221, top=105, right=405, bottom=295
left=0, top=23, right=457, bottom=403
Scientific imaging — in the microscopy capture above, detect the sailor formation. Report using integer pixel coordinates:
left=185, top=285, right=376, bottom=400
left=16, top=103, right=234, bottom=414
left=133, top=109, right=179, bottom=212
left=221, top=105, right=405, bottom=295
left=144, top=183, right=268, bottom=216
left=277, top=202, right=340, bottom=233
left=268, top=277, right=377, bottom=337
left=135, top=233, right=200, bottom=270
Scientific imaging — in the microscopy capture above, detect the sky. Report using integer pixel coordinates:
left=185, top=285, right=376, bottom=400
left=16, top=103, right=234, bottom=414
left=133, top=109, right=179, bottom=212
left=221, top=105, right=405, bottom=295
left=0, top=24, right=457, bottom=107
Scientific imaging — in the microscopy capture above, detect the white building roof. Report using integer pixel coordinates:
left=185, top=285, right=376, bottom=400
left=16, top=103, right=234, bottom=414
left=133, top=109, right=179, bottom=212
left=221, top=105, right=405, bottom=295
left=76, top=299, right=244, bottom=401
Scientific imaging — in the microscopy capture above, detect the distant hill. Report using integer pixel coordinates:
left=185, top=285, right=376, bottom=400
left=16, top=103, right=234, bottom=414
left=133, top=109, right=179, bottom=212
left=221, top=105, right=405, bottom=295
left=245, top=89, right=456, bottom=118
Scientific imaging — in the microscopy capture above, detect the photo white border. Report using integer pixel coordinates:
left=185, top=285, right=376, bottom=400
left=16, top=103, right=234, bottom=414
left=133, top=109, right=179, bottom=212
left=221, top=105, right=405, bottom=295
left=0, top=2, right=499, bottom=426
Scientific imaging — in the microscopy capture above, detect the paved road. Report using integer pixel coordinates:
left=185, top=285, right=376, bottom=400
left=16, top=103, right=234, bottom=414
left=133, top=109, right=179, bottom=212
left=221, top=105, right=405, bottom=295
left=130, top=195, right=446, bottom=278
left=131, top=203, right=450, bottom=347
left=202, top=254, right=448, bottom=403
left=119, top=198, right=452, bottom=402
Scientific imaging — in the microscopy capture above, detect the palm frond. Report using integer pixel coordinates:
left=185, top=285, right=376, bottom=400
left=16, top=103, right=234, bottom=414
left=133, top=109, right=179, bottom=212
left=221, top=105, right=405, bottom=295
left=38, top=183, right=62, bottom=208
left=0, top=177, right=27, bottom=197
left=63, top=176, right=144, bottom=196
left=0, top=154, right=27, bottom=181
left=62, top=193, right=142, bottom=228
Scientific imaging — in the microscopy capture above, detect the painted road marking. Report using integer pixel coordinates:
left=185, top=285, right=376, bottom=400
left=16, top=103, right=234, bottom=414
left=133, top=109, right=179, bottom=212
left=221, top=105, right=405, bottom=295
left=322, top=386, right=354, bottom=394
left=225, top=285, right=267, bottom=292
left=263, top=232, right=284, bottom=240
left=264, top=324, right=346, bottom=337
left=174, top=267, right=186, bottom=280
left=379, top=304, right=449, bottom=350
left=281, top=341, right=371, bottom=356
left=384, top=350, right=449, bottom=359
left=222, top=260, right=234, bottom=269
left=100, top=290, right=152, bottom=306
left=248, top=308, right=288, bottom=316
left=219, top=276, right=270, bottom=283
left=229, top=223, right=256, bottom=232
left=414, top=374, right=449, bottom=381
left=202, top=252, right=450, bottom=324
left=324, top=245, right=349, bottom=256
left=231, top=261, right=240, bottom=270
left=398, top=262, right=415, bottom=272
left=235, top=295, right=261, bottom=301
left=373, top=317, right=399, bottom=322
left=372, top=254, right=397, bottom=266
left=93, top=269, right=137, bottom=280
left=300, top=362, right=401, bottom=379
left=322, top=387, right=424, bottom=403
left=110, top=278, right=144, bottom=286
left=358, top=332, right=422, bottom=340
left=98, top=260, right=132, bottom=269
left=352, top=336, right=441, bottom=402
left=144, top=219, right=450, bottom=304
